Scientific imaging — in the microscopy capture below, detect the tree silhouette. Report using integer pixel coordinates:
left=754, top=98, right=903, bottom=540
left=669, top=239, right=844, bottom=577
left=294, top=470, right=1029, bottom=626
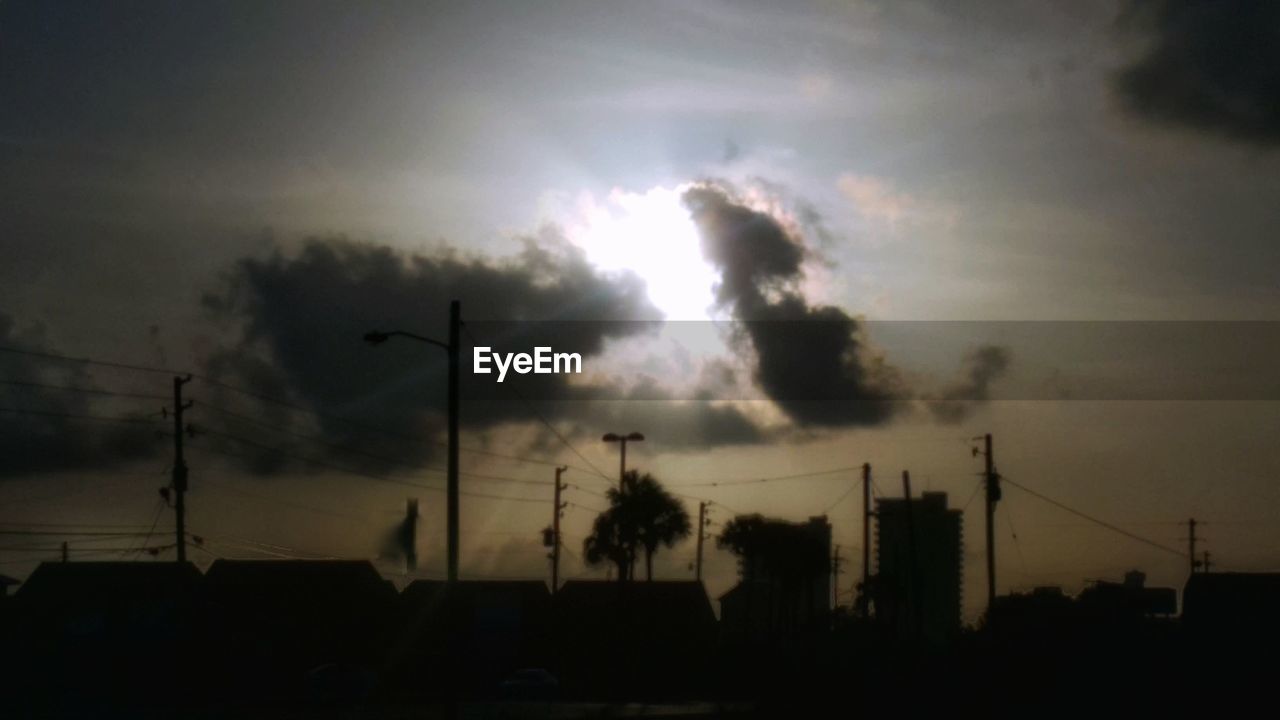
left=583, top=470, right=691, bottom=582
left=718, top=513, right=828, bottom=581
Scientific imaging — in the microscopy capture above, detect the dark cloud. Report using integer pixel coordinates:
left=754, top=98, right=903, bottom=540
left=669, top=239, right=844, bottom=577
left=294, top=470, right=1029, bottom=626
left=1113, top=0, right=1280, bottom=144
left=0, top=313, right=163, bottom=478
left=683, top=184, right=905, bottom=427
left=199, top=234, right=767, bottom=473
left=927, top=344, right=1012, bottom=424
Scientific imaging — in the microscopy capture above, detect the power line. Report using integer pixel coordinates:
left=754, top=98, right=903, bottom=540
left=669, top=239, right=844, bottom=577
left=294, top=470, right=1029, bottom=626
left=0, top=407, right=160, bottom=425
left=0, top=379, right=170, bottom=402
left=195, top=476, right=387, bottom=525
left=1000, top=476, right=1187, bottom=558
left=670, top=465, right=864, bottom=488
left=186, top=433, right=549, bottom=505
left=0, top=345, right=181, bottom=377
left=6, top=346, right=601, bottom=477
left=460, top=323, right=614, bottom=484
left=822, top=483, right=858, bottom=514
left=192, top=425, right=554, bottom=490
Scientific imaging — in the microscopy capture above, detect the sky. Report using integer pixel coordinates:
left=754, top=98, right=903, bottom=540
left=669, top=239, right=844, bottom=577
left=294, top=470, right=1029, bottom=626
left=2, top=0, right=1279, bottom=620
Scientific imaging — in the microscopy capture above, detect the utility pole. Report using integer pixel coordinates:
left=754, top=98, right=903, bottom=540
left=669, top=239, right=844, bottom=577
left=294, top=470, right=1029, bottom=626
left=979, top=433, right=1000, bottom=608
left=831, top=545, right=841, bottom=610
left=1186, top=518, right=1198, bottom=574
left=364, top=301, right=463, bottom=583
left=61, top=541, right=68, bottom=563
left=1202, top=551, right=1212, bottom=574
left=861, top=462, right=871, bottom=618
left=695, top=501, right=708, bottom=582
left=551, top=466, right=567, bottom=593
left=171, top=375, right=193, bottom=563
left=446, top=300, right=460, bottom=583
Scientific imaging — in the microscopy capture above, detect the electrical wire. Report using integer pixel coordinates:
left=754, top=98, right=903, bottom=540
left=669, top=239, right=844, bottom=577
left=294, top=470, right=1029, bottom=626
left=1000, top=476, right=1187, bottom=558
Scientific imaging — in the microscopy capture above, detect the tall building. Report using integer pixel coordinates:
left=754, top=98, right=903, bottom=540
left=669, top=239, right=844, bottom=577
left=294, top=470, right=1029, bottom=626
left=875, top=492, right=963, bottom=642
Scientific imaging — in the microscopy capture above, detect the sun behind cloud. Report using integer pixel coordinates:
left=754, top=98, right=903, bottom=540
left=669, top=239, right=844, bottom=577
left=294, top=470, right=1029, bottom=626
left=563, top=184, right=720, bottom=321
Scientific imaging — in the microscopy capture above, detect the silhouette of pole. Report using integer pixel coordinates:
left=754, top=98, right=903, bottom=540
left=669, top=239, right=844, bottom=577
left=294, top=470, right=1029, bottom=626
left=364, top=302, right=462, bottom=583
left=695, top=501, right=707, bottom=582
left=61, top=541, right=68, bottom=563
left=1187, top=518, right=1198, bottom=574
left=446, top=300, right=460, bottom=583
left=902, top=471, right=919, bottom=637
left=1202, top=550, right=1212, bottom=573
left=862, top=462, right=871, bottom=618
left=831, top=545, right=841, bottom=610
left=983, top=433, right=1000, bottom=608
left=602, top=432, right=644, bottom=491
left=171, top=375, right=193, bottom=563
left=551, top=466, right=567, bottom=593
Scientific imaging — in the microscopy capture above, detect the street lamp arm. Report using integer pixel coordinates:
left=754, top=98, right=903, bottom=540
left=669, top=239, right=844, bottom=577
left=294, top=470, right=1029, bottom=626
left=364, top=329, right=450, bottom=352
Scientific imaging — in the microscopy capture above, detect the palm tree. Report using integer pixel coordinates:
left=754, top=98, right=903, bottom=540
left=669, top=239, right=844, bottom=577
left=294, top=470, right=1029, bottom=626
left=583, top=470, right=691, bottom=582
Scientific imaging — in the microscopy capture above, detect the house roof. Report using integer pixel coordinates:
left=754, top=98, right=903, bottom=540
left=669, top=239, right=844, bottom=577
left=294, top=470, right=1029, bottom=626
left=14, top=561, right=203, bottom=605
left=204, top=559, right=398, bottom=606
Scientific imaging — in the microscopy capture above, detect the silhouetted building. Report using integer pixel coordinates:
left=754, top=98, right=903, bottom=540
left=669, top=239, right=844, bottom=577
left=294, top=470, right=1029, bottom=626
left=390, top=579, right=551, bottom=697
left=719, top=516, right=832, bottom=646
left=203, top=559, right=398, bottom=695
left=0, top=573, right=18, bottom=597
left=1078, top=570, right=1176, bottom=619
left=875, top=492, right=962, bottom=642
left=553, top=580, right=715, bottom=698
left=8, top=562, right=207, bottom=702
left=1183, top=572, right=1280, bottom=640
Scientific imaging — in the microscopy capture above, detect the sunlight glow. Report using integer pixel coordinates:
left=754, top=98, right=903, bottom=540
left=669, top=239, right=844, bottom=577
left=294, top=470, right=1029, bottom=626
left=566, top=184, right=719, bottom=321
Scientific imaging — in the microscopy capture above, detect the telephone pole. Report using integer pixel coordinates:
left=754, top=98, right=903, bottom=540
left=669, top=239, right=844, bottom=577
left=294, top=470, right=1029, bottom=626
left=831, top=545, right=842, bottom=610
left=446, top=300, right=460, bottom=583
left=861, top=462, right=871, bottom=618
left=979, top=433, right=1000, bottom=608
left=171, top=375, right=193, bottom=563
left=1202, top=550, right=1212, bottom=574
left=695, top=501, right=708, bottom=582
left=364, top=300, right=463, bottom=583
left=1186, top=518, right=1198, bottom=574
left=550, top=466, right=567, bottom=593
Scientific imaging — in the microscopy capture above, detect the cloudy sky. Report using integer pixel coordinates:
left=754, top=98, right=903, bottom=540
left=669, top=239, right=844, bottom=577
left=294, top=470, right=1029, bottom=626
left=3, top=0, right=1279, bottom=618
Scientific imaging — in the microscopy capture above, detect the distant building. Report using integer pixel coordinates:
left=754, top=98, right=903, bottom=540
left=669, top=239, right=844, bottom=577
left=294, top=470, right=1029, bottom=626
left=9, top=562, right=207, bottom=699
left=874, top=491, right=963, bottom=642
left=1183, top=572, right=1280, bottom=641
left=719, top=515, right=832, bottom=645
left=1079, top=570, right=1177, bottom=618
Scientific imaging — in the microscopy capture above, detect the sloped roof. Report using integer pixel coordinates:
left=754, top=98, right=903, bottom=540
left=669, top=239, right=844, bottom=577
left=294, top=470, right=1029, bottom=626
left=205, top=559, right=398, bottom=608
left=206, top=559, right=390, bottom=590
left=15, top=561, right=202, bottom=605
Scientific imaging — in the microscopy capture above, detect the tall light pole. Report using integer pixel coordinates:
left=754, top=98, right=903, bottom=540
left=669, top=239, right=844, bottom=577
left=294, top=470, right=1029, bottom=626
left=365, top=300, right=461, bottom=583
left=602, top=431, right=644, bottom=490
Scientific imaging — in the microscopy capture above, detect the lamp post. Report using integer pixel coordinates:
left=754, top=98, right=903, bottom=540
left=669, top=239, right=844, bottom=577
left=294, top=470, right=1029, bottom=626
left=364, top=300, right=461, bottom=583
left=602, top=431, right=644, bottom=490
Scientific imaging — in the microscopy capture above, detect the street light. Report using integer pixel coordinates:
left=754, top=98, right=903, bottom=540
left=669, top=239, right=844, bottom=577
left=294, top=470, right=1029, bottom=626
left=364, top=300, right=461, bottom=583
left=602, top=431, right=644, bottom=490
